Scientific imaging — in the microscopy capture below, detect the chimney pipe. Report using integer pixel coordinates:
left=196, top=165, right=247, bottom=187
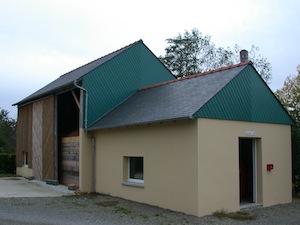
left=240, top=50, right=248, bottom=63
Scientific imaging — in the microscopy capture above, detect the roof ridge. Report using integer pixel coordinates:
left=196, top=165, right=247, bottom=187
left=138, top=60, right=252, bottom=91
left=13, top=40, right=143, bottom=106
left=60, top=39, right=143, bottom=78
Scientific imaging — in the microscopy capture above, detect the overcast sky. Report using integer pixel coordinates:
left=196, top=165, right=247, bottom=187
left=1, top=0, right=299, bottom=119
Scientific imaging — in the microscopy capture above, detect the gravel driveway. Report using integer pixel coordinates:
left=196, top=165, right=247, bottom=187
left=0, top=193, right=299, bottom=225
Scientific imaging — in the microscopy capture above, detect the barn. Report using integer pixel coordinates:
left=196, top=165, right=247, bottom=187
left=14, top=40, right=175, bottom=186
left=14, top=40, right=294, bottom=216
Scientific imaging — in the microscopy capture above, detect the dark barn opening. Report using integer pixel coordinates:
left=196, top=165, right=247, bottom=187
left=57, top=90, right=80, bottom=137
left=57, top=89, right=80, bottom=186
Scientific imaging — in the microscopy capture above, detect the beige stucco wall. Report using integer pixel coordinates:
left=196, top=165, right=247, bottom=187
left=93, top=120, right=199, bottom=216
left=80, top=118, right=292, bottom=217
left=197, top=118, right=292, bottom=216
left=16, top=166, right=33, bottom=178
left=79, top=128, right=93, bottom=192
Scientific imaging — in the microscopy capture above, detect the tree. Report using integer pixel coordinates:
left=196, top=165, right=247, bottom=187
left=275, top=66, right=300, bottom=121
left=232, top=44, right=272, bottom=83
left=159, top=28, right=272, bottom=83
left=159, top=29, right=218, bottom=77
left=0, top=108, right=16, bottom=153
left=275, top=65, right=300, bottom=194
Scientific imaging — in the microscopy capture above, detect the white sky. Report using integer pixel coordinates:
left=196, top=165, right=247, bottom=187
left=1, top=0, right=299, bottom=119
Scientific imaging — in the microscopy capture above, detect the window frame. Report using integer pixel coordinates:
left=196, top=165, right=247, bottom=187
left=122, top=156, right=144, bottom=188
left=23, top=151, right=28, bottom=167
left=127, top=157, right=144, bottom=184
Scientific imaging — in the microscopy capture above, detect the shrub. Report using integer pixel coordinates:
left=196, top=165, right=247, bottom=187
left=0, top=152, right=15, bottom=174
left=294, top=175, right=300, bottom=195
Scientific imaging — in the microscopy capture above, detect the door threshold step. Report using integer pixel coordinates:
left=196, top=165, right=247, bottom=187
left=240, top=203, right=262, bottom=210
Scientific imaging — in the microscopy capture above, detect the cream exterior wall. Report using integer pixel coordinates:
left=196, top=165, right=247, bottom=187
left=79, top=128, right=93, bottom=192
left=16, top=166, right=33, bottom=178
left=93, top=120, right=199, bottom=216
left=80, top=118, right=292, bottom=217
left=197, top=118, right=292, bottom=216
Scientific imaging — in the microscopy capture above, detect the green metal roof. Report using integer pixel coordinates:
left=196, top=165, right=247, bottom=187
left=89, top=62, right=293, bottom=130
left=82, top=40, right=175, bottom=127
left=88, top=64, right=246, bottom=130
left=14, top=40, right=175, bottom=127
left=14, top=40, right=143, bottom=106
left=193, top=65, right=294, bottom=125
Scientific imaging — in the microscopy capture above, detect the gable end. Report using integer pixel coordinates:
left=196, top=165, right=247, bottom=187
left=193, top=65, right=294, bottom=125
left=82, top=41, right=175, bottom=127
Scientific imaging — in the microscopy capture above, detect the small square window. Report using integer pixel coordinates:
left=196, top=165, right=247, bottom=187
left=23, top=151, right=28, bottom=167
left=123, top=156, right=144, bottom=187
left=129, top=157, right=143, bottom=182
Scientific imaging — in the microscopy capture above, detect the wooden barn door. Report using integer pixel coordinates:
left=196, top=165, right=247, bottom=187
left=31, top=96, right=55, bottom=181
left=42, top=96, right=55, bottom=180
left=32, top=101, right=43, bottom=180
left=16, top=104, right=33, bottom=169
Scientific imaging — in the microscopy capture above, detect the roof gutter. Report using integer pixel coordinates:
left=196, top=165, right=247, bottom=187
left=73, top=80, right=88, bottom=130
left=86, top=116, right=192, bottom=131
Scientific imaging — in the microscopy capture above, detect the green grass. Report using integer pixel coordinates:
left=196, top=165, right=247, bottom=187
left=139, top=214, right=149, bottom=220
left=114, top=206, right=132, bottom=215
left=155, top=212, right=163, bottom=217
left=213, top=209, right=256, bottom=221
left=63, top=194, right=81, bottom=199
left=96, top=200, right=118, bottom=207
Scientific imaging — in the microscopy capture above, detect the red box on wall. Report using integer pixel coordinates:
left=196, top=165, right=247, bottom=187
left=267, top=164, right=274, bottom=171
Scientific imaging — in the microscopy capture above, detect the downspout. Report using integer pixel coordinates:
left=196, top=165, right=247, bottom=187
left=73, top=80, right=95, bottom=193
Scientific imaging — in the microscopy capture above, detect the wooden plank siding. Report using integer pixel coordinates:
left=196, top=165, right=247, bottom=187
left=60, top=136, right=79, bottom=186
left=32, top=100, right=43, bottom=180
left=16, top=96, right=55, bottom=180
left=16, top=104, right=33, bottom=168
left=42, top=96, right=55, bottom=179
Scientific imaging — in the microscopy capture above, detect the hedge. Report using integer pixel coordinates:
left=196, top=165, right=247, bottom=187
left=0, top=152, right=15, bottom=174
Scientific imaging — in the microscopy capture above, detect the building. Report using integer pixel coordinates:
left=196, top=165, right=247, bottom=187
left=14, top=40, right=294, bottom=216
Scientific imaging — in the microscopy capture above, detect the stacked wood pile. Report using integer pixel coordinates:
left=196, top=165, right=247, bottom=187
left=60, top=136, right=79, bottom=187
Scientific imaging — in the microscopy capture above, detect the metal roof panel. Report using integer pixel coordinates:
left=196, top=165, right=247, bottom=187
left=89, top=65, right=246, bottom=129
left=14, top=40, right=143, bottom=106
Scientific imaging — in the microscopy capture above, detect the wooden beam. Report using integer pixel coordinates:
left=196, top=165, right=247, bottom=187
left=71, top=90, right=80, bottom=109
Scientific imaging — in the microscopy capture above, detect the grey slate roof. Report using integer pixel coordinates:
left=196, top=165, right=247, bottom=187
left=88, top=64, right=248, bottom=130
left=14, top=40, right=143, bottom=106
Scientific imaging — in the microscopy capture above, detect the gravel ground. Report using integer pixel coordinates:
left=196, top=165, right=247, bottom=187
left=0, top=194, right=299, bottom=225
